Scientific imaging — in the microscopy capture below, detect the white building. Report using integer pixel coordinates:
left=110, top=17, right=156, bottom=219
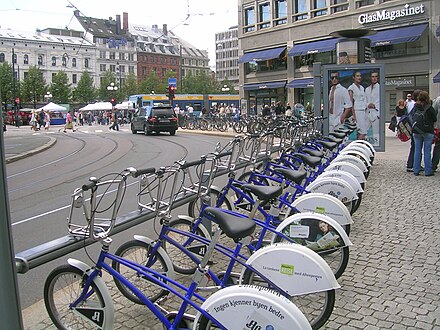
left=215, top=25, right=239, bottom=89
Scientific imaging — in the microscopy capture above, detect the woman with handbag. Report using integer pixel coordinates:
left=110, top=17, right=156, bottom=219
left=63, top=110, right=75, bottom=133
left=395, top=99, right=407, bottom=123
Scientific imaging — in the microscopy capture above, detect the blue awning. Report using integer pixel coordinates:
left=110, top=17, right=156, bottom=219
left=243, top=81, right=286, bottom=91
left=238, top=46, right=286, bottom=63
left=287, top=78, right=314, bottom=88
left=434, top=72, right=440, bottom=84
left=368, top=24, right=428, bottom=47
left=288, top=38, right=340, bottom=57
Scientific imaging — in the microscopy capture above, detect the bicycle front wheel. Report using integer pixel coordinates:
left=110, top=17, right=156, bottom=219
left=44, top=265, right=106, bottom=330
left=163, top=218, right=210, bottom=274
left=241, top=270, right=335, bottom=330
left=113, top=240, right=171, bottom=305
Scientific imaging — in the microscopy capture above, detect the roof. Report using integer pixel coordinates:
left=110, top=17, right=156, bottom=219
left=74, top=13, right=133, bottom=42
left=0, top=28, right=94, bottom=47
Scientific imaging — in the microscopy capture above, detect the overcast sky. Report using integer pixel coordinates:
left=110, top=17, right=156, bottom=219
left=0, top=0, right=239, bottom=67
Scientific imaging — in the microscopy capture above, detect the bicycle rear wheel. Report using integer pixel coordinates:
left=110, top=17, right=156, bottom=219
left=112, top=240, right=171, bottom=304
left=44, top=265, right=106, bottom=330
left=241, top=270, right=335, bottom=330
left=187, top=188, right=232, bottom=218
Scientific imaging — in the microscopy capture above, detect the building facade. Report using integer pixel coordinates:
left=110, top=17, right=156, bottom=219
left=238, top=0, right=440, bottom=119
left=215, top=26, right=239, bottom=89
left=0, top=28, right=95, bottom=87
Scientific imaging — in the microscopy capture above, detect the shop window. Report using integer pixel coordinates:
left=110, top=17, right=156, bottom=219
left=245, top=54, right=287, bottom=74
left=373, top=34, right=428, bottom=59
left=356, top=0, right=374, bottom=8
left=294, top=51, right=335, bottom=69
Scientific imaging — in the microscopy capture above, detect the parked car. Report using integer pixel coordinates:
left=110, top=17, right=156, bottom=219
left=131, top=105, right=178, bottom=136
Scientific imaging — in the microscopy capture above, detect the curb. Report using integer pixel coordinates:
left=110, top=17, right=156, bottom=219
left=5, top=137, right=57, bottom=164
left=177, top=129, right=237, bottom=138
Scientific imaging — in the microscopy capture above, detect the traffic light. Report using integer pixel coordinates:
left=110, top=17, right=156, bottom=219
left=111, top=98, right=117, bottom=107
left=166, top=85, right=176, bottom=101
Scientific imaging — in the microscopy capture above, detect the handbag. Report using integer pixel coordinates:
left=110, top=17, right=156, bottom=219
left=388, top=116, right=397, bottom=132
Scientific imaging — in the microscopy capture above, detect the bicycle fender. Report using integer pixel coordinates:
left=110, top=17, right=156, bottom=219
left=289, top=192, right=353, bottom=226
left=351, top=139, right=376, bottom=156
left=344, top=143, right=374, bottom=161
left=193, top=285, right=312, bottom=330
left=325, top=161, right=366, bottom=184
left=240, top=243, right=340, bottom=295
left=67, top=258, right=114, bottom=330
left=306, top=177, right=358, bottom=203
left=333, top=154, right=368, bottom=174
left=339, top=149, right=371, bottom=168
left=270, top=212, right=352, bottom=248
left=176, top=216, right=212, bottom=239
left=133, top=235, right=176, bottom=281
left=318, top=170, right=363, bottom=194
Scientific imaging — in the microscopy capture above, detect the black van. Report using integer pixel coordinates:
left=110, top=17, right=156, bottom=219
left=131, top=105, right=178, bottom=136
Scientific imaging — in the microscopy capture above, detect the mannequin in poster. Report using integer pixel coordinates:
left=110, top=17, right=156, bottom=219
left=365, top=71, right=380, bottom=145
left=328, top=71, right=352, bottom=132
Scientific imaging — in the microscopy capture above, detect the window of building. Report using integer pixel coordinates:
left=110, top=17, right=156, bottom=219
left=99, top=51, right=106, bottom=59
left=84, top=58, right=89, bottom=68
left=24, top=54, right=29, bottom=64
left=312, top=0, right=328, bottom=17
left=119, top=53, right=125, bottom=60
left=244, top=7, right=255, bottom=32
left=38, top=55, right=43, bottom=65
left=72, top=58, right=76, bottom=67
left=244, top=51, right=287, bottom=74
left=274, top=0, right=287, bottom=26
left=356, top=0, right=374, bottom=8
left=109, top=52, right=116, bottom=59
left=162, top=68, right=167, bottom=77
left=293, top=0, right=309, bottom=21
left=52, top=56, right=57, bottom=66
left=100, top=64, right=106, bottom=71
left=62, top=56, right=67, bottom=67
left=24, top=71, right=28, bottom=78
left=258, top=2, right=271, bottom=29
left=110, top=65, right=116, bottom=72
left=119, top=65, right=125, bottom=73
left=0, top=53, right=4, bottom=63
left=331, top=0, right=348, bottom=13
left=129, top=65, right=134, bottom=73
left=52, top=73, right=57, bottom=80
left=142, top=67, right=147, bottom=76
left=72, top=74, right=77, bottom=84
left=294, top=51, right=335, bottom=69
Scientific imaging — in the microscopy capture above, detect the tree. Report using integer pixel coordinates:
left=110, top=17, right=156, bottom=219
left=0, top=62, right=14, bottom=111
left=181, top=71, right=219, bottom=94
left=98, top=71, right=117, bottom=101
left=138, top=71, right=161, bottom=95
left=50, top=71, right=71, bottom=103
left=21, top=65, right=46, bottom=108
left=120, top=72, right=137, bottom=100
left=74, top=71, right=95, bottom=104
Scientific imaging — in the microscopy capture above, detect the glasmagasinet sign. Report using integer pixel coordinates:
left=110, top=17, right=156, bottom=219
left=358, top=3, right=425, bottom=24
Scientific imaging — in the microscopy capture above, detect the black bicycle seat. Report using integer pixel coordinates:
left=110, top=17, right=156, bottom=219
left=316, top=140, right=338, bottom=150
left=203, top=207, right=256, bottom=240
left=293, top=153, right=322, bottom=168
left=273, top=167, right=307, bottom=185
left=329, top=131, right=346, bottom=139
left=302, top=148, right=325, bottom=158
left=241, top=184, right=283, bottom=202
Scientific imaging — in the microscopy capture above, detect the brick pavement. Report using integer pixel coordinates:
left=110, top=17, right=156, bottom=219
left=21, top=129, right=440, bottom=329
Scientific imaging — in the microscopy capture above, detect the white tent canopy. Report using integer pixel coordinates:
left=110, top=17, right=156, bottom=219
left=115, top=101, right=131, bottom=110
left=37, top=102, right=66, bottom=111
left=79, top=102, right=113, bottom=111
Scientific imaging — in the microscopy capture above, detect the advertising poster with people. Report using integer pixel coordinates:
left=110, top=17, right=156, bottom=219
left=323, top=64, right=385, bottom=152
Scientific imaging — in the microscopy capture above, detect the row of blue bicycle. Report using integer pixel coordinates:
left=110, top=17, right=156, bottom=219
left=43, top=117, right=375, bottom=329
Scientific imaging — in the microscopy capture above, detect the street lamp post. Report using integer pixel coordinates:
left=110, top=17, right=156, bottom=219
left=107, top=82, right=118, bottom=92
left=44, top=92, right=52, bottom=103
left=221, top=85, right=230, bottom=93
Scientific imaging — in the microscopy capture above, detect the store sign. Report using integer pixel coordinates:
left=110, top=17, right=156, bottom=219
left=385, top=77, right=414, bottom=87
left=358, top=3, right=425, bottom=24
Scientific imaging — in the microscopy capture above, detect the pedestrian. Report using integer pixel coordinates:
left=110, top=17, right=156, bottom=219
left=30, top=109, right=38, bottom=131
left=430, top=95, right=440, bottom=172
left=63, top=110, right=75, bottom=133
left=328, top=71, right=352, bottom=132
left=285, top=103, right=293, bottom=118
left=406, top=90, right=421, bottom=172
left=44, top=110, right=51, bottom=130
left=262, top=104, right=271, bottom=117
left=38, top=109, right=45, bottom=130
left=412, top=90, right=437, bottom=176
left=394, top=99, right=407, bottom=123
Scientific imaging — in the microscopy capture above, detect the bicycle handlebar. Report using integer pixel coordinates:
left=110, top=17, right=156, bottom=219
left=132, top=167, right=156, bottom=178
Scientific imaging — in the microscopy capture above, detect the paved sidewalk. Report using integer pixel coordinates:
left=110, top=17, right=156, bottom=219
left=12, top=126, right=440, bottom=329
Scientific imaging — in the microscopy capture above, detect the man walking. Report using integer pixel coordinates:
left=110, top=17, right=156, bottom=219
left=431, top=95, right=440, bottom=172
left=405, top=91, right=419, bottom=172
